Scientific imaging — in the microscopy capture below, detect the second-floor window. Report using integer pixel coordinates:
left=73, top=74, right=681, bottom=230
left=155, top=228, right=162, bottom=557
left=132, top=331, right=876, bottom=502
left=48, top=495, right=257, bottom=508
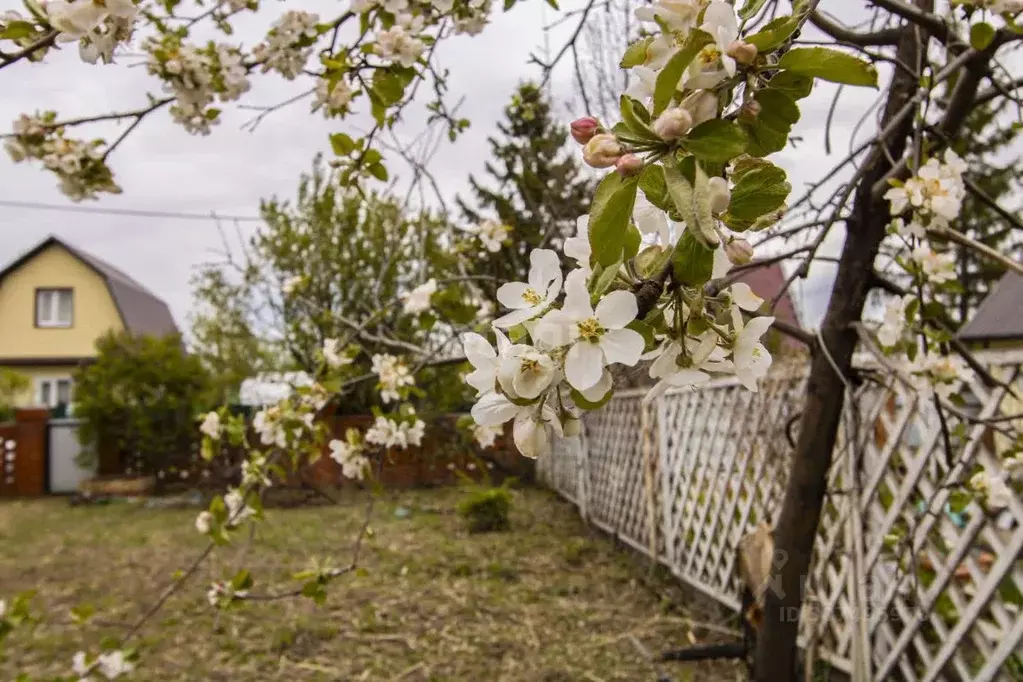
left=36, top=288, right=73, bottom=328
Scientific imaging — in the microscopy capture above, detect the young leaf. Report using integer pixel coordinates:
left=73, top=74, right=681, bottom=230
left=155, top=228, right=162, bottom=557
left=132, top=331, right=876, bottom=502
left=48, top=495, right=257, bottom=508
left=682, top=119, right=750, bottom=163
left=738, top=0, right=770, bottom=20
left=329, top=133, right=355, bottom=156
left=664, top=161, right=718, bottom=247
left=620, top=36, right=654, bottom=68
left=639, top=163, right=669, bottom=211
left=619, top=96, right=659, bottom=141
left=764, top=71, right=814, bottom=100
left=588, top=172, right=640, bottom=267
left=777, top=47, right=878, bottom=87
left=653, top=30, right=713, bottom=115
left=970, top=22, right=995, bottom=50
left=725, top=161, right=790, bottom=225
left=742, top=89, right=800, bottom=156
left=745, top=14, right=800, bottom=52
left=672, top=230, right=716, bottom=286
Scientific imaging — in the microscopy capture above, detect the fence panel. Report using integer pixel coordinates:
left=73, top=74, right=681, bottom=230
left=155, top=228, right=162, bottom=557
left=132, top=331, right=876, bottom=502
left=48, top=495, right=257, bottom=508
left=540, top=354, right=1023, bottom=681
left=48, top=418, right=94, bottom=494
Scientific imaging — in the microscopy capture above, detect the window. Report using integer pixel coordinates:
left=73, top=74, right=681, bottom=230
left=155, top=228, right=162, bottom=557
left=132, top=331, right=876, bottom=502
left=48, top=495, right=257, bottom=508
left=37, top=378, right=73, bottom=408
left=35, top=288, right=73, bottom=327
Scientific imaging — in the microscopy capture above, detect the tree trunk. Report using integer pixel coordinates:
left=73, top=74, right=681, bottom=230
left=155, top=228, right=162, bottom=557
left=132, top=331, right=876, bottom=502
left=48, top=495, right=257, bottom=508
left=752, top=5, right=934, bottom=679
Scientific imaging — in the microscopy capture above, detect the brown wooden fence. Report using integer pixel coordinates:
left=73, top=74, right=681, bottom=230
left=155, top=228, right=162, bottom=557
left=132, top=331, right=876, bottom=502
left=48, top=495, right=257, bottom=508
left=0, top=408, right=50, bottom=497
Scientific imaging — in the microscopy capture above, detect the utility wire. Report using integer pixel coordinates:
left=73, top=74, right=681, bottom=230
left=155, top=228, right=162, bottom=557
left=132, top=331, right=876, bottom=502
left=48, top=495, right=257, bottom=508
left=0, top=199, right=262, bottom=223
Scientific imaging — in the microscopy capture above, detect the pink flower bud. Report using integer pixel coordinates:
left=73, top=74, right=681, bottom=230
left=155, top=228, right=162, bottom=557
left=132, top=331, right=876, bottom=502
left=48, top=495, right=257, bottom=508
left=681, top=91, right=718, bottom=127
left=724, top=238, right=754, bottom=266
left=570, top=116, right=600, bottom=145
left=582, top=133, right=623, bottom=169
left=726, top=40, right=758, bottom=66
left=652, top=107, right=693, bottom=141
left=738, top=99, right=762, bottom=124
left=708, top=176, right=731, bottom=214
left=615, top=153, right=644, bottom=177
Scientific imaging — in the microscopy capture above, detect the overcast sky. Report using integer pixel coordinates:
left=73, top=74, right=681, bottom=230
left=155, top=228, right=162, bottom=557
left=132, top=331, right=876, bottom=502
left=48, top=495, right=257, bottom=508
left=0, top=1, right=880, bottom=334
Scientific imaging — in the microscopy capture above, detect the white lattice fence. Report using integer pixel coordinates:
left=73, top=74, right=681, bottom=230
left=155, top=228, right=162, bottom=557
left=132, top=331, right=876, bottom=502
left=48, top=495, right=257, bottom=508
left=541, top=352, right=1023, bottom=681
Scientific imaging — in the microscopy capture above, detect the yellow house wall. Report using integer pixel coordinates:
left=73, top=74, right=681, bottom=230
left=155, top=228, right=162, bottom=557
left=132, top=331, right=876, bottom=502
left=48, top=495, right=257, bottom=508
left=0, top=244, right=124, bottom=359
left=3, top=365, right=82, bottom=407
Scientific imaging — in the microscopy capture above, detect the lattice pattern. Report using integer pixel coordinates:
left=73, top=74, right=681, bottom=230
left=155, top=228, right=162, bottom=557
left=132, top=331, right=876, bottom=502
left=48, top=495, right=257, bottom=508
left=541, top=353, right=1023, bottom=681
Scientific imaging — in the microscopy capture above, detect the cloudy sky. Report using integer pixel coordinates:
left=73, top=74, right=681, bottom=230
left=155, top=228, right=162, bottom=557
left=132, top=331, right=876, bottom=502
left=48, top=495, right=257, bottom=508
left=0, top=1, right=873, bottom=335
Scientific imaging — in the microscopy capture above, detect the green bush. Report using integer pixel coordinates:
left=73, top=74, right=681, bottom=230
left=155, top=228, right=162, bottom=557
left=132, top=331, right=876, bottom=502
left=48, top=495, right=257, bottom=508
left=457, top=482, right=513, bottom=533
left=0, top=369, right=28, bottom=422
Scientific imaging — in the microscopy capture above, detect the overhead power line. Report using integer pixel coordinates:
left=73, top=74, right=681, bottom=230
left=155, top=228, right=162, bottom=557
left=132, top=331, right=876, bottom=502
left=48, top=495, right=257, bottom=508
left=0, top=199, right=262, bottom=223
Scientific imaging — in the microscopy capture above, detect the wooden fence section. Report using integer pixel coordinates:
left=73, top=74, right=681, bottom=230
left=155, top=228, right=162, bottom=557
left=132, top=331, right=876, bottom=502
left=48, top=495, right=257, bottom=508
left=0, top=408, right=50, bottom=497
left=538, top=352, right=1023, bottom=682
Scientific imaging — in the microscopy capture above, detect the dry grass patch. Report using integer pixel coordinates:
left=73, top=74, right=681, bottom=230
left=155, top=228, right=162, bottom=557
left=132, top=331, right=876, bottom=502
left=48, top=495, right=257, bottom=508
left=0, top=487, right=742, bottom=681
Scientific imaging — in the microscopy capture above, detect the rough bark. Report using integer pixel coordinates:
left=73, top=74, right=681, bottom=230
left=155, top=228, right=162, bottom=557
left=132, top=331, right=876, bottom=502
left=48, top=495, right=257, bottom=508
left=752, top=4, right=937, bottom=679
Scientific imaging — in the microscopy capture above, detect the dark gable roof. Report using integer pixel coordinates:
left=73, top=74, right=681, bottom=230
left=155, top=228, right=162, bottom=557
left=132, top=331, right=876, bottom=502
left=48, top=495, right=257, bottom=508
left=959, top=272, right=1023, bottom=342
left=0, top=235, right=179, bottom=337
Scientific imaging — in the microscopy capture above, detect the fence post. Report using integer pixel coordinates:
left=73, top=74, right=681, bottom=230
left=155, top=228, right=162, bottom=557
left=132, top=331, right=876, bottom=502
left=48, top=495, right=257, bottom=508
left=641, top=398, right=659, bottom=561
left=577, top=422, right=589, bottom=522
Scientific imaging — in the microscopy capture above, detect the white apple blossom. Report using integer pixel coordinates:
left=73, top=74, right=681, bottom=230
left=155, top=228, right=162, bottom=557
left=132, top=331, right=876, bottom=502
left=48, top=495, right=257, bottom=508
left=634, top=0, right=702, bottom=33
left=624, top=66, right=658, bottom=105
left=195, top=510, right=213, bottom=534
left=473, top=423, right=504, bottom=448
left=207, top=581, right=248, bottom=609
left=877, top=295, right=911, bottom=347
left=329, top=433, right=370, bottom=480
left=253, top=11, right=320, bottom=79
left=72, top=651, right=91, bottom=676
left=401, top=278, right=438, bottom=314
left=969, top=470, right=1015, bottom=512
left=470, top=391, right=562, bottom=458
left=730, top=308, right=774, bottom=392
left=911, top=245, right=956, bottom=284
left=371, top=354, right=415, bottom=402
left=199, top=411, right=222, bottom=439
left=686, top=1, right=739, bottom=90
left=493, top=248, right=563, bottom=328
left=364, top=415, right=426, bottom=449
left=47, top=0, right=137, bottom=64
left=322, top=338, right=351, bottom=368
left=884, top=149, right=966, bottom=227
left=497, top=344, right=557, bottom=399
left=466, top=218, right=511, bottom=252
left=241, top=453, right=272, bottom=488
left=538, top=269, right=645, bottom=391
left=563, top=215, right=592, bottom=269
left=463, top=329, right=510, bottom=395
left=282, top=274, right=304, bottom=294
left=375, top=14, right=426, bottom=67
left=97, top=650, right=134, bottom=679
left=225, top=488, right=256, bottom=526
left=911, top=352, right=973, bottom=399
left=253, top=406, right=287, bottom=448
left=729, top=282, right=763, bottom=312
left=312, top=78, right=355, bottom=117
left=634, top=192, right=671, bottom=245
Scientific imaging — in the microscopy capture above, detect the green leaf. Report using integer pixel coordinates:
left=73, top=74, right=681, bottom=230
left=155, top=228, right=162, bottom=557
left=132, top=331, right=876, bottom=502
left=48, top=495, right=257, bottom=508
left=665, top=159, right=718, bottom=247
left=368, top=162, right=388, bottom=182
left=739, top=0, right=770, bottom=20
left=620, top=36, right=653, bottom=68
left=635, top=245, right=671, bottom=279
left=653, top=30, right=713, bottom=115
left=544, top=0, right=559, bottom=9
left=588, top=172, right=640, bottom=267
left=624, top=224, right=642, bottom=259
left=591, top=262, right=621, bottom=300
left=764, top=71, right=814, bottom=100
left=745, top=14, right=800, bottom=53
left=371, top=70, right=404, bottom=106
left=329, top=132, right=355, bottom=156
left=571, top=386, right=614, bottom=411
left=777, top=47, right=878, bottom=87
left=70, top=603, right=95, bottom=624
left=724, top=159, right=790, bottom=227
left=231, top=569, right=254, bottom=591
left=742, top=88, right=800, bottom=156
left=638, top=164, right=669, bottom=211
left=0, top=20, right=35, bottom=40
left=672, top=230, right=716, bottom=287
left=619, top=96, right=658, bottom=141
left=626, top=319, right=656, bottom=351
left=682, top=120, right=750, bottom=163
left=970, top=21, right=995, bottom=50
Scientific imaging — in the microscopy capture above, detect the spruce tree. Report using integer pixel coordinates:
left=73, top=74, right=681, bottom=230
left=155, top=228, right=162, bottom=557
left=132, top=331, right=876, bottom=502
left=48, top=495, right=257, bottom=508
left=457, top=82, right=595, bottom=299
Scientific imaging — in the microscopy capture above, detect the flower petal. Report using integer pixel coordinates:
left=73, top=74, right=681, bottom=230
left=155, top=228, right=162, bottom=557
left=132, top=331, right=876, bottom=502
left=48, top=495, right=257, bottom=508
left=600, top=328, right=645, bottom=367
left=579, top=369, right=613, bottom=402
left=493, top=305, right=542, bottom=329
left=730, top=282, right=764, bottom=312
left=562, top=268, right=593, bottom=320
left=513, top=411, right=548, bottom=459
left=566, top=341, right=605, bottom=390
left=712, top=245, right=732, bottom=279
left=471, top=392, right=520, bottom=426
left=462, top=332, right=496, bottom=367
left=595, top=290, right=638, bottom=329
left=496, top=282, right=530, bottom=310
left=528, top=248, right=563, bottom=293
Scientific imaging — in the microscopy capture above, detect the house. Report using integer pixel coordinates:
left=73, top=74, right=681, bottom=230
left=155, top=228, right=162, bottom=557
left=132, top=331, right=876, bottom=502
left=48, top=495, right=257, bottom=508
left=0, top=235, right=179, bottom=409
left=958, top=272, right=1023, bottom=349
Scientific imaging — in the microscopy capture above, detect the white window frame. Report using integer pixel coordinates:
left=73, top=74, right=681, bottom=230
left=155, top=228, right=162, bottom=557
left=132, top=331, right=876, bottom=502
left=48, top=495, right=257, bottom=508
left=36, top=377, right=73, bottom=408
left=35, top=288, right=73, bottom=328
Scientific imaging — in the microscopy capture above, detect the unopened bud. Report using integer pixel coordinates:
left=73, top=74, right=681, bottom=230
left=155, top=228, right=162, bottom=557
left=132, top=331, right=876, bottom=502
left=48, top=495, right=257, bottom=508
left=708, top=176, right=731, bottom=214
left=615, top=153, right=644, bottom=177
left=738, top=98, right=762, bottom=123
left=681, top=90, right=718, bottom=127
left=582, top=133, right=623, bottom=169
left=570, top=116, right=600, bottom=145
left=726, top=40, right=758, bottom=65
left=652, top=107, right=693, bottom=141
left=564, top=417, right=582, bottom=437
left=725, top=238, right=754, bottom=265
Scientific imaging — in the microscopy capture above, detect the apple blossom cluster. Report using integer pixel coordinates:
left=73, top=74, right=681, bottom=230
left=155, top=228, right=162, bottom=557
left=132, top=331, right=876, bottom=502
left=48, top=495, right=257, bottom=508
left=72, top=649, right=135, bottom=680
left=371, top=353, right=416, bottom=402
left=4, top=113, right=120, bottom=200
left=375, top=13, right=426, bottom=67
left=329, top=428, right=371, bottom=479
left=206, top=580, right=248, bottom=609
left=312, top=77, right=356, bottom=118
left=401, top=278, right=438, bottom=314
left=252, top=10, right=321, bottom=80
left=463, top=219, right=512, bottom=253
left=145, top=36, right=251, bottom=135
left=46, top=0, right=138, bottom=64
left=969, top=461, right=1022, bottom=513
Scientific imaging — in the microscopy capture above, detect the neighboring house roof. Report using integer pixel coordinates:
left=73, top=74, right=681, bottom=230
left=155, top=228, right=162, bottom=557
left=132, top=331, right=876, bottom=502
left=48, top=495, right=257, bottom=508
left=959, top=272, right=1023, bottom=342
left=732, top=262, right=802, bottom=330
left=0, top=235, right=179, bottom=337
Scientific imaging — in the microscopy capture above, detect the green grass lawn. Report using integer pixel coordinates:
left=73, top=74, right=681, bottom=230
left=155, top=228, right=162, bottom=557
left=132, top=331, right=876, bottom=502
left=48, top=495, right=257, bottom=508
left=0, top=486, right=741, bottom=681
